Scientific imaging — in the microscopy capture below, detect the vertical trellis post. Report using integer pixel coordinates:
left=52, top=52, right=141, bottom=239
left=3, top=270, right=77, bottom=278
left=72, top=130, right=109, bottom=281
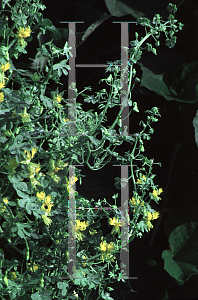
left=59, top=20, right=138, bottom=281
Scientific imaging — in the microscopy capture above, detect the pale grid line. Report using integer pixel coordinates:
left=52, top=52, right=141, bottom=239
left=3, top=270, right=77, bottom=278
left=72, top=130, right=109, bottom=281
left=58, top=20, right=138, bottom=281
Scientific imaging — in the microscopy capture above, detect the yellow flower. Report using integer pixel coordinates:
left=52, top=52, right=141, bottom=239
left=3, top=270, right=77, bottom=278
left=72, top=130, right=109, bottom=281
left=53, top=94, right=62, bottom=108
left=24, top=151, right=31, bottom=162
left=147, top=211, right=153, bottom=221
left=21, top=149, right=37, bottom=164
left=20, top=107, right=30, bottom=123
left=45, top=194, right=52, bottom=203
left=42, top=214, right=52, bottom=226
left=152, top=189, right=158, bottom=198
left=75, top=219, right=89, bottom=241
left=100, top=240, right=107, bottom=252
left=64, top=118, right=70, bottom=122
left=55, top=158, right=68, bottom=169
left=31, top=147, right=37, bottom=158
left=1, top=62, right=11, bottom=72
left=129, top=197, right=144, bottom=207
left=26, top=164, right=39, bottom=179
left=89, top=228, right=97, bottom=235
left=47, top=169, right=61, bottom=183
left=53, top=94, right=62, bottom=103
left=130, top=197, right=136, bottom=206
left=137, top=175, right=147, bottom=184
left=109, top=217, right=120, bottom=226
left=145, top=220, right=153, bottom=231
left=16, top=27, right=31, bottom=38
left=40, top=196, right=53, bottom=214
left=34, top=163, right=41, bottom=175
left=70, top=176, right=78, bottom=185
left=109, top=217, right=121, bottom=235
left=66, top=176, right=78, bottom=193
left=30, top=176, right=41, bottom=189
left=41, top=201, right=53, bottom=214
left=2, top=198, right=8, bottom=205
left=107, top=241, right=115, bottom=252
left=36, top=191, right=46, bottom=201
left=76, top=219, right=89, bottom=231
left=0, top=198, right=9, bottom=213
left=99, top=239, right=116, bottom=262
left=82, top=255, right=87, bottom=267
left=9, top=271, right=17, bottom=280
left=145, top=210, right=160, bottom=221
left=29, top=262, right=39, bottom=272
left=54, top=166, right=61, bottom=172
left=0, top=82, right=5, bottom=89
left=152, top=211, right=160, bottom=220
left=0, top=92, right=4, bottom=102
left=152, top=188, right=163, bottom=199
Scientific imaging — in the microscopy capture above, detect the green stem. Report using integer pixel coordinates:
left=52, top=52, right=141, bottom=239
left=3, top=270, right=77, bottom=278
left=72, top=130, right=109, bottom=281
left=89, top=85, right=113, bottom=137
left=128, top=32, right=152, bottom=94
left=7, top=240, right=24, bottom=256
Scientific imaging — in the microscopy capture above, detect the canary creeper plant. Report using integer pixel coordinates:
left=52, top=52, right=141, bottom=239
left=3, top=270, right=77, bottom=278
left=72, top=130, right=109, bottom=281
left=0, top=0, right=183, bottom=299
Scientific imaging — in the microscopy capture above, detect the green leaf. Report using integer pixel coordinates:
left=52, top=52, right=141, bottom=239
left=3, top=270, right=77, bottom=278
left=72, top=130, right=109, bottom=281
left=137, top=51, right=198, bottom=103
left=162, top=249, right=184, bottom=283
left=8, top=174, right=27, bottom=192
left=14, top=135, right=23, bottom=145
left=18, top=198, right=27, bottom=208
left=40, top=94, right=53, bottom=109
left=16, top=190, right=29, bottom=200
left=52, top=60, right=71, bottom=77
left=107, top=287, right=114, bottom=292
left=35, top=13, right=55, bottom=34
left=193, top=110, right=198, bottom=148
left=40, top=177, right=50, bottom=188
left=139, top=65, right=170, bottom=95
left=101, top=290, right=114, bottom=300
left=89, top=136, right=100, bottom=146
left=26, top=201, right=38, bottom=215
left=31, top=291, right=52, bottom=300
left=16, top=223, right=31, bottom=239
left=167, top=3, right=177, bottom=14
left=104, top=0, right=144, bottom=19
left=15, top=181, right=27, bottom=192
left=57, top=281, right=69, bottom=297
left=6, top=201, right=16, bottom=207
left=162, top=205, right=198, bottom=284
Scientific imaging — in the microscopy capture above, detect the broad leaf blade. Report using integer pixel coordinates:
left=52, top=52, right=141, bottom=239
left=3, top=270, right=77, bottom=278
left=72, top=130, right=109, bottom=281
left=162, top=205, right=198, bottom=284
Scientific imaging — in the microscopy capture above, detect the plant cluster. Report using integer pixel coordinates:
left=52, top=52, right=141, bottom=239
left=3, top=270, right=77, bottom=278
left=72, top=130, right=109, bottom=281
left=0, top=1, right=183, bottom=299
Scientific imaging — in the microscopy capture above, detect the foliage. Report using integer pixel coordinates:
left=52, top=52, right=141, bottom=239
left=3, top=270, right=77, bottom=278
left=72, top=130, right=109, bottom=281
left=162, top=204, right=198, bottom=285
left=0, top=1, right=183, bottom=299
